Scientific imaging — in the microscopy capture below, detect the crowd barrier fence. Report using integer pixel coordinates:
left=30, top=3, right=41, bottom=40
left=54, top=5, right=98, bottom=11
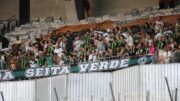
left=0, top=63, right=180, bottom=101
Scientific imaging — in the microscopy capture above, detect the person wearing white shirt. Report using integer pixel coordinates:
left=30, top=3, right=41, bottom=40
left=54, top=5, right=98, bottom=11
left=88, top=50, right=97, bottom=61
left=126, top=32, right=134, bottom=46
left=54, top=44, right=63, bottom=57
left=73, top=36, right=84, bottom=51
left=60, top=41, right=65, bottom=49
left=163, top=45, right=173, bottom=63
left=29, top=58, right=39, bottom=68
left=122, top=32, right=128, bottom=39
left=0, top=55, right=5, bottom=69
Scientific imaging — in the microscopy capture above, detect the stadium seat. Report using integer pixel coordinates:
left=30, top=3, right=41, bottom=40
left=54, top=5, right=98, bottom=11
left=79, top=19, right=88, bottom=24
left=2, top=21, right=8, bottom=33
left=145, top=6, right=153, bottom=12
left=39, top=18, right=46, bottom=22
left=45, top=16, right=54, bottom=23
left=131, top=8, right=140, bottom=16
left=102, top=15, right=110, bottom=21
left=95, top=17, right=103, bottom=23
left=87, top=17, right=96, bottom=23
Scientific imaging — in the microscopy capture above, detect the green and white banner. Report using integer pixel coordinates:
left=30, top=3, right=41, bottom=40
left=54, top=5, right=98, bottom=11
left=0, top=55, right=152, bottom=81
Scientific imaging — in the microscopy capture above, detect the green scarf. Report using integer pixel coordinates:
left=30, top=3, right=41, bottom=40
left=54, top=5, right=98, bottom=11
left=157, top=42, right=164, bottom=49
left=47, top=47, right=54, bottom=54
left=116, top=40, right=123, bottom=47
left=38, top=57, right=45, bottom=67
left=144, top=47, right=149, bottom=54
left=137, top=48, right=144, bottom=54
left=21, top=59, right=26, bottom=69
left=111, top=41, right=117, bottom=54
left=84, top=36, right=90, bottom=45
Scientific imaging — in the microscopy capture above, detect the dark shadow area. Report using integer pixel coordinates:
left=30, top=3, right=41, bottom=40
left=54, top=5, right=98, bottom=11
left=19, top=0, right=30, bottom=25
left=75, top=0, right=85, bottom=20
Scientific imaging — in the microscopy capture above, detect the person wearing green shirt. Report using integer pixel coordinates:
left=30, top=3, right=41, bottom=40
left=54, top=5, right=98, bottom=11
left=110, top=40, right=117, bottom=55
left=47, top=46, right=54, bottom=55
left=116, top=39, right=123, bottom=47
left=137, top=48, right=144, bottom=55
left=20, top=57, right=27, bottom=69
left=45, top=52, right=54, bottom=67
left=83, top=33, right=91, bottom=46
left=136, top=47, right=149, bottom=55
left=157, top=41, right=165, bottom=50
left=38, top=56, right=46, bottom=67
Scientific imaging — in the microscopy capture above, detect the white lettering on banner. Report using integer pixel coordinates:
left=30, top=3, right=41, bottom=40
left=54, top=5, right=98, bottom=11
left=0, top=71, right=2, bottom=79
left=4, top=58, right=151, bottom=80
left=1, top=71, right=14, bottom=80
left=35, top=68, right=44, bottom=77
left=138, top=57, right=147, bottom=65
left=59, top=66, right=70, bottom=75
left=51, top=67, right=61, bottom=75
left=23, top=59, right=134, bottom=79
left=109, top=60, right=119, bottom=69
left=99, top=61, right=109, bottom=70
left=44, top=68, right=51, bottom=76
left=79, top=63, right=89, bottom=72
left=89, top=62, right=99, bottom=72
left=119, top=59, right=129, bottom=68
left=25, top=69, right=35, bottom=78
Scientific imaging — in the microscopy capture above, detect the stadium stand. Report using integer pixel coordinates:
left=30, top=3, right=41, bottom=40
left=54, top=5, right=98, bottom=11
left=0, top=6, right=180, bottom=70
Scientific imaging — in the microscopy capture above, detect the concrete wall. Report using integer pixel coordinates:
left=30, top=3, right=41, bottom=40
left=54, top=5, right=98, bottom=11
left=0, top=0, right=19, bottom=20
left=0, top=0, right=162, bottom=21
left=65, top=0, right=78, bottom=23
left=0, top=0, right=77, bottom=22
left=30, top=0, right=66, bottom=20
left=90, top=0, right=159, bottom=16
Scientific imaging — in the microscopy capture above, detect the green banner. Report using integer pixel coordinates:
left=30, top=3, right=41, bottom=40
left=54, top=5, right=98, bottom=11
left=0, top=55, right=152, bottom=81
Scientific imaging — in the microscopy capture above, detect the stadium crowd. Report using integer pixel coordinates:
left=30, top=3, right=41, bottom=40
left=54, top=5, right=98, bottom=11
left=0, top=17, right=180, bottom=70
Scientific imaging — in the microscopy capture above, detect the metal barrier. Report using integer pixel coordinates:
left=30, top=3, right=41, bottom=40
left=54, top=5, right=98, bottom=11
left=0, top=63, right=180, bottom=101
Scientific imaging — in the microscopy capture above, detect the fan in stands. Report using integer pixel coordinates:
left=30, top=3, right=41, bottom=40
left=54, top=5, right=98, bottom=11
left=0, top=12, right=180, bottom=70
